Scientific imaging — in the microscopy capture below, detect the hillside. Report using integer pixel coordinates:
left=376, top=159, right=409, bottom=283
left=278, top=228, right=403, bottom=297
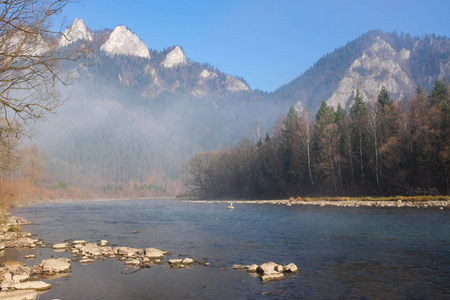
left=33, top=20, right=450, bottom=194
left=273, top=30, right=450, bottom=112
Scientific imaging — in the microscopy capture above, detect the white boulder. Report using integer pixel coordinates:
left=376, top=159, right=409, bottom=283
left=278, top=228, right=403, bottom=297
left=12, top=274, right=29, bottom=283
left=72, top=240, right=86, bottom=245
left=144, top=248, right=165, bottom=259
left=14, top=281, right=51, bottom=291
left=247, top=264, right=259, bottom=273
left=261, top=272, right=285, bottom=282
left=168, top=259, right=183, bottom=265
left=40, top=258, right=71, bottom=273
left=52, top=243, right=69, bottom=249
left=181, top=258, right=194, bottom=264
left=283, top=263, right=298, bottom=274
left=257, top=262, right=282, bottom=275
left=0, top=290, right=37, bottom=300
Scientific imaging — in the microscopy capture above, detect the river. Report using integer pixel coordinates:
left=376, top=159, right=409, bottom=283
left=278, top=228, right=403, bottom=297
left=3, top=199, right=450, bottom=299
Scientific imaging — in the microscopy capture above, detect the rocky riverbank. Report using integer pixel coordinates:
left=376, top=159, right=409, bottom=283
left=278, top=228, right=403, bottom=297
left=184, top=198, right=450, bottom=209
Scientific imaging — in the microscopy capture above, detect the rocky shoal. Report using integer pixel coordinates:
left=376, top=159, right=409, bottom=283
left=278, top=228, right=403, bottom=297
left=185, top=199, right=450, bottom=208
left=0, top=214, right=299, bottom=299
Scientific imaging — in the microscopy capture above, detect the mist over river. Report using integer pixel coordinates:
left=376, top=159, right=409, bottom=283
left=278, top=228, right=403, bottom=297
left=3, top=199, right=450, bottom=299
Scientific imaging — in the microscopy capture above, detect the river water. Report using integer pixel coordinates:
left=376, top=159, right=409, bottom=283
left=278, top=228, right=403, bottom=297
left=3, top=199, right=450, bottom=299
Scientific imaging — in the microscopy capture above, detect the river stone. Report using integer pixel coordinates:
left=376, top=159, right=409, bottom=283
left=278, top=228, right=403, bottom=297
left=1, top=272, right=14, bottom=289
left=1, top=261, right=25, bottom=268
left=283, top=263, right=298, bottom=274
left=12, top=274, right=29, bottom=283
left=114, top=246, right=142, bottom=258
left=261, top=272, right=285, bottom=282
left=0, top=242, right=5, bottom=250
left=6, top=217, right=31, bottom=226
left=144, top=248, right=165, bottom=258
left=182, top=258, right=194, bottom=264
left=169, top=259, right=183, bottom=265
left=81, top=243, right=98, bottom=252
left=232, top=265, right=249, bottom=270
left=52, top=243, right=69, bottom=249
left=0, top=290, right=37, bottom=300
left=13, top=237, right=36, bottom=248
left=14, top=281, right=51, bottom=291
left=275, top=264, right=284, bottom=273
left=41, top=258, right=71, bottom=273
left=247, top=264, right=258, bottom=273
left=257, top=262, right=281, bottom=275
left=100, top=240, right=109, bottom=246
left=72, top=240, right=86, bottom=245
left=125, top=259, right=140, bottom=266
left=79, top=259, right=95, bottom=264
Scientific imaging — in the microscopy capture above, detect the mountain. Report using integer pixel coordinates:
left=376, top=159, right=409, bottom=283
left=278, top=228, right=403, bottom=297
left=35, top=20, right=450, bottom=194
left=37, top=19, right=269, bottom=192
left=100, top=25, right=150, bottom=58
left=59, top=18, right=93, bottom=47
left=273, top=30, right=450, bottom=112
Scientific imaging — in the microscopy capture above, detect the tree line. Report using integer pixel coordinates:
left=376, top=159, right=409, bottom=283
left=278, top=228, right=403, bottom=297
left=182, top=80, right=450, bottom=199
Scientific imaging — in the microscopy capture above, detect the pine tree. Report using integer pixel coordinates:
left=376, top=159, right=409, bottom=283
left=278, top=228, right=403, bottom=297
left=315, top=101, right=340, bottom=191
left=349, top=89, right=367, bottom=185
left=377, top=86, right=392, bottom=107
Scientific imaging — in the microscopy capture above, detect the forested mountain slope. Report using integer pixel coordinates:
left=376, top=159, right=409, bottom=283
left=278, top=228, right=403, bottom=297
left=272, top=30, right=450, bottom=112
left=34, top=20, right=450, bottom=194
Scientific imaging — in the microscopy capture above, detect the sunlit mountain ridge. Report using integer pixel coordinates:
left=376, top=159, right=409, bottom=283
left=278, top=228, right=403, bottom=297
left=36, top=20, right=450, bottom=193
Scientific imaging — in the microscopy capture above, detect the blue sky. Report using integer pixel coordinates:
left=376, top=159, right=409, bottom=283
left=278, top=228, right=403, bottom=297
left=59, top=0, right=450, bottom=92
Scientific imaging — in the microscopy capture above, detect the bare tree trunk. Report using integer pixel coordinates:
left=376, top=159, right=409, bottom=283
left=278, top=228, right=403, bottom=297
left=374, top=136, right=380, bottom=189
left=306, top=140, right=314, bottom=187
left=294, top=109, right=314, bottom=188
left=359, top=132, right=364, bottom=184
left=366, top=100, right=380, bottom=190
left=348, top=142, right=355, bottom=187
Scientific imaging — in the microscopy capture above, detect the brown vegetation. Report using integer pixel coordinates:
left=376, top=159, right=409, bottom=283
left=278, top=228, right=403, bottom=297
left=183, top=81, right=450, bottom=199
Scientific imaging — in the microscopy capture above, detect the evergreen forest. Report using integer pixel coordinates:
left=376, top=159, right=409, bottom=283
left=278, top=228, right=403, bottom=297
left=182, top=80, right=450, bottom=198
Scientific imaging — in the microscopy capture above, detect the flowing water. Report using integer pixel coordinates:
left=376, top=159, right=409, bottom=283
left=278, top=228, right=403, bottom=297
left=2, top=199, right=450, bottom=299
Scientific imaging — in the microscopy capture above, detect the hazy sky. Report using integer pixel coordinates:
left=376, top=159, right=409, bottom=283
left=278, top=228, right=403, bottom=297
left=60, top=0, right=450, bottom=92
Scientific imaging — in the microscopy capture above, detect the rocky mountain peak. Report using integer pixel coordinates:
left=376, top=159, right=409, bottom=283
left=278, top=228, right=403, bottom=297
left=200, top=69, right=218, bottom=79
left=326, top=36, right=414, bottom=108
left=225, top=76, right=250, bottom=92
left=100, top=25, right=150, bottom=59
left=59, top=18, right=93, bottom=47
left=161, top=46, right=188, bottom=68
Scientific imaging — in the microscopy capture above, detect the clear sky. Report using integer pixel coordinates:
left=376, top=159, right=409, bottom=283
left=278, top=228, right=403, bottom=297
left=58, top=0, right=450, bottom=92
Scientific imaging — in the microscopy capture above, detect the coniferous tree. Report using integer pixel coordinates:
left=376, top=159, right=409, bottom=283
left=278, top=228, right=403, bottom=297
left=349, top=90, right=367, bottom=186
left=282, top=106, right=299, bottom=191
left=315, top=101, right=340, bottom=191
left=377, top=86, right=392, bottom=108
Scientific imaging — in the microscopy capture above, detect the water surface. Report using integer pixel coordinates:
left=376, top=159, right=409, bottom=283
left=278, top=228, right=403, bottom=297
left=3, top=199, right=450, bottom=299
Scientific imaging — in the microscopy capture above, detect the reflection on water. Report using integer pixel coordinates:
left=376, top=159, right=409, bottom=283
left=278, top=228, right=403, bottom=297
left=2, top=200, right=450, bottom=299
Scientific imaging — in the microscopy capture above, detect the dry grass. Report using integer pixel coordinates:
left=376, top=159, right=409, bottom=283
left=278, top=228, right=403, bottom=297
left=0, top=178, right=99, bottom=209
left=290, top=195, right=450, bottom=202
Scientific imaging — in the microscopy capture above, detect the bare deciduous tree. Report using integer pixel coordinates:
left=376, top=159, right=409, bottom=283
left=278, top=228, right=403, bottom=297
left=0, top=0, right=88, bottom=172
left=294, top=108, right=314, bottom=187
